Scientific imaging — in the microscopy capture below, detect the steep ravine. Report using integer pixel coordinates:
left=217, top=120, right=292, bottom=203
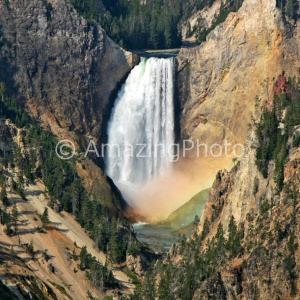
left=1, top=0, right=300, bottom=299
left=0, top=112, right=137, bottom=299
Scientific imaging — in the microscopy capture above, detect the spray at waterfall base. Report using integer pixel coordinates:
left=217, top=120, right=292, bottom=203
left=55, top=139, right=244, bottom=220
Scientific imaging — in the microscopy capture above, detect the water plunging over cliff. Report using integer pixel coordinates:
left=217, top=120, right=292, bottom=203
left=106, top=57, right=175, bottom=204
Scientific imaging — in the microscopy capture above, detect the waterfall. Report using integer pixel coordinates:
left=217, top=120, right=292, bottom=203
left=105, top=57, right=175, bottom=200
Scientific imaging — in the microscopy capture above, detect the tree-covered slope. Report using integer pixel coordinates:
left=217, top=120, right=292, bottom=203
left=70, top=0, right=246, bottom=50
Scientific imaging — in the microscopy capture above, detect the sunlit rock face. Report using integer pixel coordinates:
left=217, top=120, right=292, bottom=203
left=177, top=0, right=300, bottom=149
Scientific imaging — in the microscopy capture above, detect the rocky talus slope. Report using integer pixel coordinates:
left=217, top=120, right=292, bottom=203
left=177, top=0, right=300, bottom=148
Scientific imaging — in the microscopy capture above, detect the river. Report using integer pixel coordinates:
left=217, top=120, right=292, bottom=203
left=132, top=222, right=179, bottom=252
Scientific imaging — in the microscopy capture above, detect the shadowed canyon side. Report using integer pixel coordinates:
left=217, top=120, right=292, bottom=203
left=0, top=0, right=140, bottom=214
left=0, top=0, right=138, bottom=141
left=0, top=1, right=143, bottom=298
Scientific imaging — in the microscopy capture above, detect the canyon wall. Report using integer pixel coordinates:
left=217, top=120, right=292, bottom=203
left=166, top=120, right=300, bottom=299
left=0, top=0, right=140, bottom=210
left=164, top=0, right=300, bottom=297
left=0, top=0, right=138, bottom=141
left=177, top=0, right=300, bottom=148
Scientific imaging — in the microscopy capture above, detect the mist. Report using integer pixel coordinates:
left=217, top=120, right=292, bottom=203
left=129, top=155, right=234, bottom=222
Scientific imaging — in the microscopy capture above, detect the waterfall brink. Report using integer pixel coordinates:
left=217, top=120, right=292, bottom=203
left=106, top=57, right=175, bottom=203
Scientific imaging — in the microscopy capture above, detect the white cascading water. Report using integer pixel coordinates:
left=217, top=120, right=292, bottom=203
left=105, top=57, right=175, bottom=203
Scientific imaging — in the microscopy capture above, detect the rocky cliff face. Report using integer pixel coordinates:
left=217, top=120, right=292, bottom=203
left=126, top=253, right=147, bottom=277
left=181, top=0, right=223, bottom=41
left=0, top=0, right=140, bottom=212
left=177, top=0, right=300, bottom=148
left=164, top=122, right=300, bottom=299
left=0, top=0, right=138, bottom=141
left=196, top=126, right=274, bottom=235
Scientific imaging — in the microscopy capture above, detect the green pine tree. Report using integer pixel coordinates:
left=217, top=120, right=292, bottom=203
left=157, top=269, right=172, bottom=300
left=186, top=22, right=192, bottom=38
left=0, top=184, right=8, bottom=206
left=108, top=222, right=121, bottom=263
left=41, top=207, right=50, bottom=229
left=142, top=269, right=156, bottom=300
left=79, top=245, right=88, bottom=270
left=11, top=204, right=19, bottom=235
left=164, top=21, right=172, bottom=49
left=286, top=0, right=296, bottom=20
left=16, top=171, right=26, bottom=200
left=225, top=216, right=242, bottom=258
